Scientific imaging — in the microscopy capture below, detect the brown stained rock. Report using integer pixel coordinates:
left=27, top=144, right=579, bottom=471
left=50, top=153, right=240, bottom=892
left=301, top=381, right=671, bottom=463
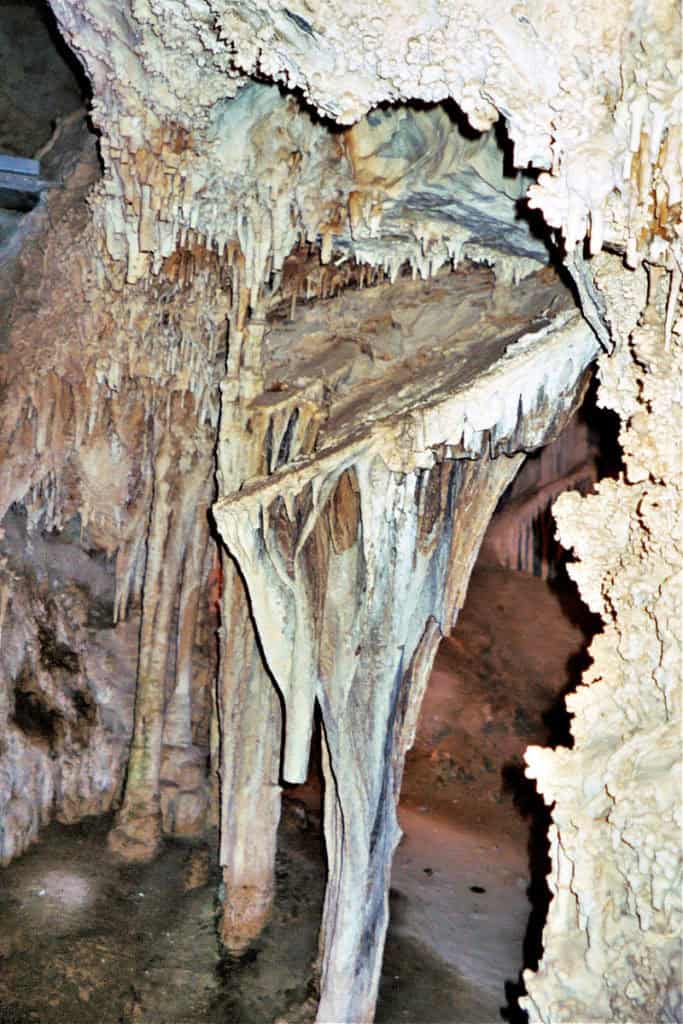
left=327, top=468, right=361, bottom=554
left=183, top=846, right=210, bottom=891
left=220, top=881, right=276, bottom=957
left=107, top=810, right=162, bottom=864
left=274, top=995, right=319, bottom=1024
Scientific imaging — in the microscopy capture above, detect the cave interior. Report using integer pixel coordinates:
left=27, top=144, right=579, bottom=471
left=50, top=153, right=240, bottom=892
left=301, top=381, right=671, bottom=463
left=0, top=2, right=681, bottom=1023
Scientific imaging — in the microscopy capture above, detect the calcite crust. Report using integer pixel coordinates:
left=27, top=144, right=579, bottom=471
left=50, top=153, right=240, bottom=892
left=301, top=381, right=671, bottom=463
left=0, top=1, right=681, bottom=1021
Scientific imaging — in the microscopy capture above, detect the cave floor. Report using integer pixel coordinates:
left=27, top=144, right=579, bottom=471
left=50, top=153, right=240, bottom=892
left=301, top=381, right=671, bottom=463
left=0, top=565, right=591, bottom=1024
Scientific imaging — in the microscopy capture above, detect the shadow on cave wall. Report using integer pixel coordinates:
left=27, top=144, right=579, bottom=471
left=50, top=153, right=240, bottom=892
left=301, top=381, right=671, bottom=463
left=499, top=601, right=602, bottom=1022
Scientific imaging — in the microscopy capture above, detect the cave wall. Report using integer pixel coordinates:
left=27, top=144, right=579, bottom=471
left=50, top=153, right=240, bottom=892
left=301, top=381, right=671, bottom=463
left=0, top=113, right=224, bottom=861
left=0, top=508, right=137, bottom=865
left=523, top=255, right=682, bottom=1022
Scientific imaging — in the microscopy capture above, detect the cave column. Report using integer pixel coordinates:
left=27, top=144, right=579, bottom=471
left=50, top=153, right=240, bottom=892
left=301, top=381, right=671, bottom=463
left=215, top=312, right=295, bottom=951
left=217, top=448, right=524, bottom=1021
left=159, top=466, right=215, bottom=838
left=215, top=361, right=325, bottom=947
left=217, top=554, right=283, bottom=953
left=108, top=442, right=177, bottom=860
left=109, top=416, right=215, bottom=860
left=162, top=493, right=212, bottom=750
left=314, top=453, right=524, bottom=1023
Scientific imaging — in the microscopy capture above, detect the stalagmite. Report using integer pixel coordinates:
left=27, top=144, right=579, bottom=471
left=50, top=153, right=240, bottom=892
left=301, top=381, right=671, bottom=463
left=216, top=307, right=326, bottom=951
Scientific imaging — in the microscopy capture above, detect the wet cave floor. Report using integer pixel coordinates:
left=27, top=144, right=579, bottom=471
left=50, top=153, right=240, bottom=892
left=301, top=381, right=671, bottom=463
left=0, top=564, right=593, bottom=1024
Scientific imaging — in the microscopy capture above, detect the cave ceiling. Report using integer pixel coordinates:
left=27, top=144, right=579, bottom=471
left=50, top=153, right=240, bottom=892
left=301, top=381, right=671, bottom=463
left=48, top=0, right=681, bottom=278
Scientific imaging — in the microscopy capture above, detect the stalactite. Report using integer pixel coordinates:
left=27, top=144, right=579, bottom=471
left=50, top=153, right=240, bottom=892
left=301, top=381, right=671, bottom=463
left=311, top=454, right=524, bottom=1022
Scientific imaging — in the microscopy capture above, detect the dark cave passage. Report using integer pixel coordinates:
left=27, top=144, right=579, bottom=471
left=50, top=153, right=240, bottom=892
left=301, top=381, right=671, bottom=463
left=0, top=0, right=88, bottom=159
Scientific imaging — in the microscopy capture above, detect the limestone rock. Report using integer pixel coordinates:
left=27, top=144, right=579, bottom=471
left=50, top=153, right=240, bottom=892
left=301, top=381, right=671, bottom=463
left=522, top=256, right=682, bottom=1023
left=0, top=2, right=680, bottom=1021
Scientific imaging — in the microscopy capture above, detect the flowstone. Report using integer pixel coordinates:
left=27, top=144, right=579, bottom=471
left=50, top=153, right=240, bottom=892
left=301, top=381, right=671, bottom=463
left=214, top=302, right=597, bottom=1020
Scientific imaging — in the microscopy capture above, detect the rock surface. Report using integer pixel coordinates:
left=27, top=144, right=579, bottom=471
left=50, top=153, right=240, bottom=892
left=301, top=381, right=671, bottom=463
left=0, top=1, right=680, bottom=1020
left=522, top=254, right=682, bottom=1023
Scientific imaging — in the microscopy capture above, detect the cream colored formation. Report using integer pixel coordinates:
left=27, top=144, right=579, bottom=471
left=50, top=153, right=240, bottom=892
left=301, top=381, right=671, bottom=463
left=213, top=300, right=596, bottom=1020
left=217, top=0, right=681, bottom=266
left=0, top=0, right=680, bottom=1021
left=524, top=254, right=682, bottom=1023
